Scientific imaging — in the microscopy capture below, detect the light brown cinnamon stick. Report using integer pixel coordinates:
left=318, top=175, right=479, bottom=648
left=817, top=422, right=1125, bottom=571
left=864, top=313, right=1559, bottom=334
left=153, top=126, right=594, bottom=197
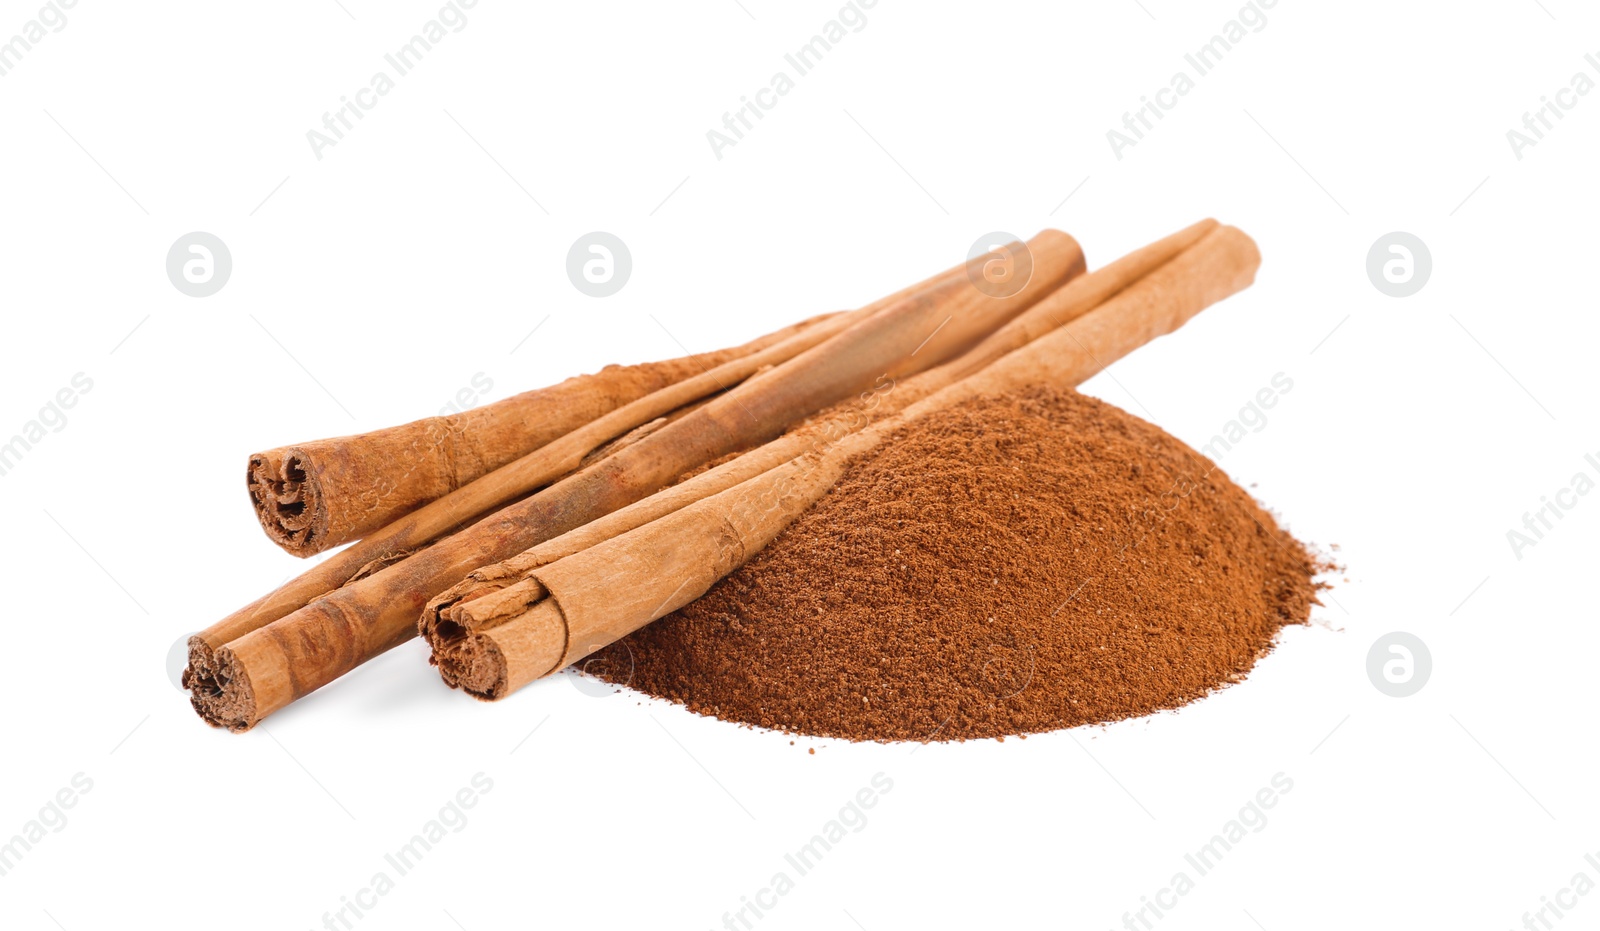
left=420, top=218, right=1221, bottom=657
left=247, top=314, right=836, bottom=556
left=185, top=242, right=998, bottom=689
left=193, top=309, right=859, bottom=669
left=427, top=224, right=1260, bottom=701
left=187, top=231, right=1086, bottom=730
left=246, top=244, right=982, bottom=558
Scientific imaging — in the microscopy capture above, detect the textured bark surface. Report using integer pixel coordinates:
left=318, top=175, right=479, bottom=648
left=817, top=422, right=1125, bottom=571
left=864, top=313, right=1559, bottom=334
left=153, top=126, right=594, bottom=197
left=247, top=314, right=836, bottom=556
left=189, top=231, right=1084, bottom=730
left=189, top=306, right=887, bottom=711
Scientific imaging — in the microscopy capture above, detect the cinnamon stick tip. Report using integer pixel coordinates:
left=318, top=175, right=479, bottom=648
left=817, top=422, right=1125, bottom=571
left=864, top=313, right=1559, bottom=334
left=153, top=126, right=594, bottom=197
left=432, top=624, right=511, bottom=701
left=246, top=447, right=328, bottom=557
left=1218, top=223, right=1263, bottom=277
left=184, top=642, right=261, bottom=732
left=1026, top=229, right=1086, bottom=272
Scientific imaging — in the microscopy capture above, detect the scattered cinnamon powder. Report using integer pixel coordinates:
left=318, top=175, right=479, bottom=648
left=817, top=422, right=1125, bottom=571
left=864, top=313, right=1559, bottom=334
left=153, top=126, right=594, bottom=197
left=589, top=386, right=1323, bottom=741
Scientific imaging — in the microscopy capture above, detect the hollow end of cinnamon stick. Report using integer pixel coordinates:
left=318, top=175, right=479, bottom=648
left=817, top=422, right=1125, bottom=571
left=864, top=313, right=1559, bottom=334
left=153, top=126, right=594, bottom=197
left=428, top=597, right=567, bottom=700
left=419, top=587, right=482, bottom=648
left=184, top=640, right=259, bottom=733
left=247, top=448, right=324, bottom=555
left=431, top=621, right=511, bottom=701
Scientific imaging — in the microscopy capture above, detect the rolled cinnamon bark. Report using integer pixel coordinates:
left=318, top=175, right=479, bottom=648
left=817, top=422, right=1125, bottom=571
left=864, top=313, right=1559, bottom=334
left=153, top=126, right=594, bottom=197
left=248, top=314, right=837, bottom=557
left=188, top=230, right=1086, bottom=730
left=192, top=308, right=862, bottom=672
left=185, top=239, right=1020, bottom=692
left=420, top=218, right=1221, bottom=655
left=428, top=224, right=1260, bottom=701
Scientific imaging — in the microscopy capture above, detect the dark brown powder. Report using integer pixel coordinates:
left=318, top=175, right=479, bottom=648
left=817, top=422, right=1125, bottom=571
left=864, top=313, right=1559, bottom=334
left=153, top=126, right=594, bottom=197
left=589, top=386, right=1323, bottom=741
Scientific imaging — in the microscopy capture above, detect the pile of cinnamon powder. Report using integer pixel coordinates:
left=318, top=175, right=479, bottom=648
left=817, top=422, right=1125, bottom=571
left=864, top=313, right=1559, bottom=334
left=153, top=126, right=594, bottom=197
left=590, top=386, right=1323, bottom=741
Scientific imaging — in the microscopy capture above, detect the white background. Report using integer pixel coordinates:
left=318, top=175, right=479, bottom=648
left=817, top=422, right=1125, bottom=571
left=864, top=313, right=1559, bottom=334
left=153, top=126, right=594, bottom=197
left=2, top=1, right=1596, bottom=929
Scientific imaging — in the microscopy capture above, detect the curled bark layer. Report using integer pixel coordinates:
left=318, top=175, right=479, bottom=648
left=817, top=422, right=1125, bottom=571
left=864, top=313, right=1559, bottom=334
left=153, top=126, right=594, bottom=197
left=247, top=314, right=834, bottom=556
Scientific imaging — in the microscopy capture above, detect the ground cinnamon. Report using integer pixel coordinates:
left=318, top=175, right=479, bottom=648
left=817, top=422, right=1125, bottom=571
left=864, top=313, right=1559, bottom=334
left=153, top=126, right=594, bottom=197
left=588, top=386, right=1324, bottom=741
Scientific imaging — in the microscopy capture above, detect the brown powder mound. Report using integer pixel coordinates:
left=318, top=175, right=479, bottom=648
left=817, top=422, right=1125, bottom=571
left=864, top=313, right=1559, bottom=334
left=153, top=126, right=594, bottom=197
left=589, top=385, right=1323, bottom=741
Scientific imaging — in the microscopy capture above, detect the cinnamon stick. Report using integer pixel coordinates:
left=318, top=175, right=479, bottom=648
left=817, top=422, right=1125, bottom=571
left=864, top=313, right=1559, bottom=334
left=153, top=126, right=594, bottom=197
left=420, top=218, right=1221, bottom=653
left=245, top=243, right=980, bottom=559
left=187, top=230, right=1086, bottom=730
left=247, top=314, right=835, bottom=556
left=193, top=308, right=859, bottom=668
left=426, top=224, right=1260, bottom=701
left=185, top=242, right=1001, bottom=686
